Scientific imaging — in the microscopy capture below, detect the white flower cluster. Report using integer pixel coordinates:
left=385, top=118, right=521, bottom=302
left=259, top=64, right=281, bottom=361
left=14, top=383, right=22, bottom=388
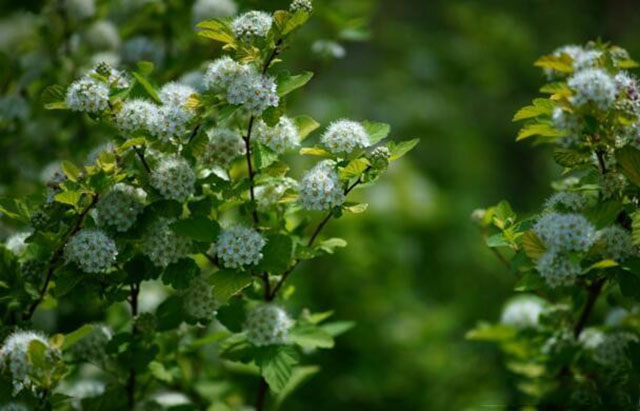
left=65, top=77, right=109, bottom=113
left=290, top=0, right=313, bottom=12
left=568, top=68, right=617, bottom=110
left=64, top=229, right=118, bottom=273
left=536, top=250, right=582, bottom=288
left=255, top=117, right=299, bottom=153
left=97, top=183, right=146, bottom=232
left=245, top=304, right=293, bottom=346
left=142, top=218, right=192, bottom=268
left=227, top=70, right=279, bottom=115
left=150, top=156, right=196, bottom=201
left=298, top=160, right=345, bottom=210
left=544, top=192, right=587, bottom=211
left=0, top=331, right=58, bottom=391
left=232, top=11, right=273, bottom=42
left=203, top=56, right=251, bottom=94
left=71, top=324, right=112, bottom=364
left=147, top=104, right=193, bottom=142
left=321, top=120, right=370, bottom=154
left=216, top=226, right=266, bottom=268
left=5, top=231, right=30, bottom=255
left=534, top=212, right=596, bottom=253
left=572, top=49, right=602, bottom=71
left=256, top=177, right=298, bottom=209
left=500, top=295, right=545, bottom=329
left=116, top=99, right=156, bottom=133
left=597, top=225, right=635, bottom=261
left=192, top=0, right=237, bottom=24
left=579, top=327, right=605, bottom=350
left=183, top=275, right=218, bottom=320
left=202, top=128, right=246, bottom=168
left=84, top=20, right=120, bottom=51
left=121, top=36, right=165, bottom=66
left=159, top=82, right=196, bottom=108
left=90, top=63, right=130, bottom=89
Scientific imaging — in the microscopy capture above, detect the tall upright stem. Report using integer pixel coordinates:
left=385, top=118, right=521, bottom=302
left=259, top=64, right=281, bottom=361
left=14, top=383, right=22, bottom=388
left=126, top=282, right=140, bottom=410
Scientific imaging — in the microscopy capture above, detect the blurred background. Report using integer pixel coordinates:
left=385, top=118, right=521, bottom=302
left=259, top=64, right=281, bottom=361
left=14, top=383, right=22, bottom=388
left=4, top=0, right=640, bottom=409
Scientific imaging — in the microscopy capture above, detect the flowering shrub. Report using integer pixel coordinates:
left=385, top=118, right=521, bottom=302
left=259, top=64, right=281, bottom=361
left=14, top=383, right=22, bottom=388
left=0, top=1, right=416, bottom=409
left=472, top=42, right=640, bottom=409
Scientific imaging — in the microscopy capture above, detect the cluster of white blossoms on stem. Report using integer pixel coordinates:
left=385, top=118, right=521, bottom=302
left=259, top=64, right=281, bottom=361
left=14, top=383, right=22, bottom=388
left=245, top=304, right=293, bottom=346
left=192, top=0, right=237, bottom=23
left=544, top=192, right=588, bottom=212
left=5, top=231, right=30, bottom=255
left=0, top=331, right=58, bottom=391
left=97, top=183, right=146, bottom=232
left=290, top=0, right=313, bottom=13
left=203, top=56, right=251, bottom=94
left=568, top=68, right=617, bottom=110
left=500, top=295, right=545, bottom=329
left=142, top=218, right=192, bottom=268
left=226, top=70, right=279, bottom=115
left=65, top=77, right=109, bottom=113
left=64, top=229, right=118, bottom=273
left=256, top=177, right=298, bottom=209
left=183, top=275, right=218, bottom=320
left=536, top=249, right=582, bottom=288
left=148, top=104, right=193, bottom=142
left=216, top=226, right=266, bottom=268
left=150, top=156, right=196, bottom=201
left=299, top=160, right=345, bottom=210
left=232, top=11, right=273, bottom=42
left=159, top=82, right=196, bottom=108
left=71, top=324, right=112, bottom=364
left=321, top=120, right=370, bottom=154
left=255, top=117, right=299, bottom=153
left=534, top=212, right=596, bottom=253
left=91, top=63, right=130, bottom=89
left=597, top=225, right=635, bottom=261
left=116, top=99, right=156, bottom=133
left=202, top=128, right=246, bottom=168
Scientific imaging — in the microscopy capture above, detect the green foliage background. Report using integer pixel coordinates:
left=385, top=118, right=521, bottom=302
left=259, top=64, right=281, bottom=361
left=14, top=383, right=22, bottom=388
left=4, top=0, right=640, bottom=409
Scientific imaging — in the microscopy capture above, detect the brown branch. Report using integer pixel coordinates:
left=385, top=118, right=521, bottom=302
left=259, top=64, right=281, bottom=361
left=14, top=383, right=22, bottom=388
left=243, top=116, right=259, bottom=225
left=133, top=146, right=151, bottom=173
left=573, top=278, right=606, bottom=338
left=187, top=124, right=202, bottom=145
left=126, top=282, right=140, bottom=410
left=23, top=193, right=99, bottom=321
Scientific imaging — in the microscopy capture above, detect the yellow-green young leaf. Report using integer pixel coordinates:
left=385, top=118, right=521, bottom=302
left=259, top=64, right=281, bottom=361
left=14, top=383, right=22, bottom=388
left=512, top=98, right=555, bottom=122
left=553, top=148, right=589, bottom=167
left=256, top=346, right=299, bottom=393
left=506, top=362, right=545, bottom=378
left=363, top=121, right=391, bottom=144
left=632, top=212, right=640, bottom=246
left=521, top=231, right=546, bottom=260
left=27, top=340, right=49, bottom=369
left=317, top=238, right=347, bottom=254
left=540, top=82, right=569, bottom=94
left=618, top=59, right=640, bottom=69
left=282, top=10, right=310, bottom=35
left=293, top=115, right=320, bottom=141
left=148, top=361, right=173, bottom=383
left=340, top=158, right=370, bottom=180
left=44, top=102, right=68, bottom=110
left=61, top=324, right=94, bottom=350
left=54, top=191, right=82, bottom=207
left=534, top=53, right=573, bottom=73
left=289, top=325, right=334, bottom=349
left=277, top=71, right=314, bottom=97
left=343, top=203, right=368, bottom=214
left=583, top=259, right=618, bottom=274
left=196, top=19, right=236, bottom=45
left=299, top=147, right=332, bottom=157
left=118, top=138, right=146, bottom=153
left=137, top=61, right=154, bottom=76
left=516, top=123, right=566, bottom=141
left=389, top=138, right=419, bottom=161
left=616, top=146, right=640, bottom=186
left=465, top=322, right=517, bottom=341
left=61, top=161, right=82, bottom=182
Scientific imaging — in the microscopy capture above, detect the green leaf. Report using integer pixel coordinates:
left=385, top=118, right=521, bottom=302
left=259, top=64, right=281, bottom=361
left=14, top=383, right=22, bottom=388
left=54, top=265, right=84, bottom=297
left=339, top=158, right=370, bottom=180
left=27, top=339, right=48, bottom=369
left=170, top=217, right=220, bottom=243
left=514, top=273, right=545, bottom=292
left=42, top=85, right=67, bottom=110
left=299, top=147, right=332, bottom=157
left=0, top=198, right=29, bottom=223
left=136, top=61, right=154, bottom=76
left=156, top=296, right=185, bottom=331
left=584, top=200, right=623, bottom=229
left=362, top=121, right=391, bottom=144
left=275, top=366, right=320, bottom=408
left=317, top=238, right=347, bottom=254
left=211, top=269, right=253, bottom=304
left=61, top=324, right=94, bottom=350
left=343, top=202, right=368, bottom=214
left=131, top=72, right=162, bottom=104
left=633, top=212, right=640, bottom=246
left=257, top=234, right=293, bottom=273
left=148, top=361, right=173, bottom=383
left=521, top=231, right=546, bottom=260
left=293, top=115, right=320, bottom=141
left=61, top=161, right=82, bottom=182
left=163, top=258, right=200, bottom=289
left=553, top=148, right=589, bottom=167
left=54, top=190, right=82, bottom=207
left=255, top=346, right=299, bottom=393
left=388, top=138, right=419, bottom=161
left=512, top=98, right=554, bottom=122
left=282, top=10, right=310, bottom=35
left=197, top=19, right=236, bottom=45
left=289, top=325, right=334, bottom=349
left=618, top=270, right=640, bottom=301
left=534, top=53, right=573, bottom=73
left=320, top=321, right=355, bottom=337
left=255, top=143, right=279, bottom=170
left=277, top=71, right=314, bottom=97
left=516, top=122, right=566, bottom=141
left=118, top=138, right=146, bottom=153
left=616, top=146, right=640, bottom=186
left=465, top=322, right=517, bottom=341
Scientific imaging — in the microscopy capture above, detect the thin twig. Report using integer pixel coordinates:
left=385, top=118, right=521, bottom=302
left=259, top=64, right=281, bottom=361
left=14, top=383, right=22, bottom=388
left=126, top=282, right=140, bottom=410
left=573, top=278, right=606, bottom=338
left=187, top=124, right=202, bottom=145
left=133, top=146, right=151, bottom=173
left=23, top=193, right=99, bottom=321
left=243, top=116, right=259, bottom=225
